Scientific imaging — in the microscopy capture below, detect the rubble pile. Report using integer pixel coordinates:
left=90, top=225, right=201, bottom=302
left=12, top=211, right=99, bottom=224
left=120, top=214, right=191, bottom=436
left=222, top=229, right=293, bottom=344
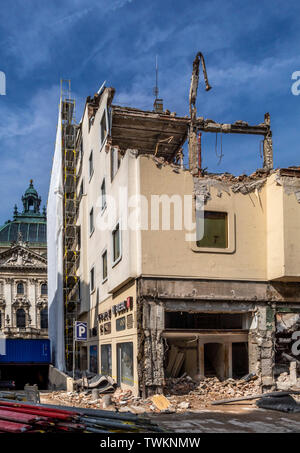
left=42, top=375, right=263, bottom=413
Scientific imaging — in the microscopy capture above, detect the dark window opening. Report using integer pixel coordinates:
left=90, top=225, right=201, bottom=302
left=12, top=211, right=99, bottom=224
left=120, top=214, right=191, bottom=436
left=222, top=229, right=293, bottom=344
left=41, top=283, right=47, bottom=296
left=165, top=312, right=243, bottom=330
left=17, top=283, right=24, bottom=295
left=232, top=342, right=249, bottom=378
left=40, top=309, right=48, bottom=329
left=16, top=309, right=26, bottom=328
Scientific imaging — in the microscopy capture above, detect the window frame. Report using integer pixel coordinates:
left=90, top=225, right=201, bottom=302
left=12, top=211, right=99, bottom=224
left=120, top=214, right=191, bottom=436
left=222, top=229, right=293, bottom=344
left=100, top=109, right=108, bottom=150
left=88, top=150, right=94, bottom=181
left=90, top=266, right=95, bottom=294
left=17, top=282, right=25, bottom=295
left=111, top=221, right=122, bottom=267
left=102, top=249, right=108, bottom=283
left=89, top=207, right=95, bottom=236
left=191, top=205, right=235, bottom=254
left=101, top=178, right=106, bottom=212
left=41, top=283, right=48, bottom=296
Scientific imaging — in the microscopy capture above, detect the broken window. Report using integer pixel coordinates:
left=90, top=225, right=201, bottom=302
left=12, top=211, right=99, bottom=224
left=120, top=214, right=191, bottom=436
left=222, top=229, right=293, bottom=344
left=112, top=223, right=121, bottom=264
left=196, top=211, right=228, bottom=248
left=100, top=111, right=107, bottom=147
left=101, top=344, right=112, bottom=376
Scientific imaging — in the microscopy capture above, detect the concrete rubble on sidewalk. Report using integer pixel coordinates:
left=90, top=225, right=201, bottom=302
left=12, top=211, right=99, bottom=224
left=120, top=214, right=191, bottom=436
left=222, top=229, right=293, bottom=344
left=42, top=374, right=267, bottom=413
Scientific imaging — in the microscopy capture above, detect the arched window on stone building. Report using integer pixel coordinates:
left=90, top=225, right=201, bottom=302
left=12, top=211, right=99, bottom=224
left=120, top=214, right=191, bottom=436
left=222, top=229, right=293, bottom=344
left=16, top=308, right=26, bottom=328
left=41, top=283, right=47, bottom=296
left=17, top=282, right=24, bottom=295
left=40, top=308, right=48, bottom=329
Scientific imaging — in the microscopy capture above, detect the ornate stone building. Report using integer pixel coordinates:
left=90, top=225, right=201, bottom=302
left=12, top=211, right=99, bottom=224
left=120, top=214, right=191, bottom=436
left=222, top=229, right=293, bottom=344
left=0, top=181, right=48, bottom=339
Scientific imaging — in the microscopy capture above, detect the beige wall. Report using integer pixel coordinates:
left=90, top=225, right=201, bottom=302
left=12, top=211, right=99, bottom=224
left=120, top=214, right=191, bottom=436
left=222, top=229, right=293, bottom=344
left=139, top=156, right=300, bottom=282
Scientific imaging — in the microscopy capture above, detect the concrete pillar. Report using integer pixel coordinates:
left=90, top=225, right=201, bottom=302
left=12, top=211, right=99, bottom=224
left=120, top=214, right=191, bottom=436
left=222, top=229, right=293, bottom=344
left=198, top=342, right=205, bottom=379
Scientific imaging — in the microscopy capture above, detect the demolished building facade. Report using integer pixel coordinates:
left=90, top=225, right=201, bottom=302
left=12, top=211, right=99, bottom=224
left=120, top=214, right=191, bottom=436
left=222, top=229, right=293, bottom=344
left=48, top=55, right=300, bottom=397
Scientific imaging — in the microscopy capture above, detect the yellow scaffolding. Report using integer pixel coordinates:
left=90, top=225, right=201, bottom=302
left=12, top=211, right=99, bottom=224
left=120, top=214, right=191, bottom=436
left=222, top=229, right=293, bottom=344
left=60, top=79, right=80, bottom=371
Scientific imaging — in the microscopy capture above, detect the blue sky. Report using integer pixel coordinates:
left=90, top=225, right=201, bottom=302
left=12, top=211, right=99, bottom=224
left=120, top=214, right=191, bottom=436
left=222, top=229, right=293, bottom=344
left=0, top=0, right=300, bottom=221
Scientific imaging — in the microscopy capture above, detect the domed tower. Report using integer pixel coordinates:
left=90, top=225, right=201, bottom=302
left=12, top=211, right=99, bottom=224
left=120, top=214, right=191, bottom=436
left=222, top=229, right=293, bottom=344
left=0, top=180, right=47, bottom=253
left=21, top=179, right=42, bottom=214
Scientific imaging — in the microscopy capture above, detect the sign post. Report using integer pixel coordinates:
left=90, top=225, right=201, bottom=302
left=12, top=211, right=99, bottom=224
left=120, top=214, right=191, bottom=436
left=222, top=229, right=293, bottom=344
left=73, top=321, right=87, bottom=379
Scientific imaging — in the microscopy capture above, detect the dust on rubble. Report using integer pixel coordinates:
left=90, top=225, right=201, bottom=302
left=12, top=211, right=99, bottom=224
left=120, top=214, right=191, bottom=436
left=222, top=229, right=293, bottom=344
left=41, top=376, right=263, bottom=414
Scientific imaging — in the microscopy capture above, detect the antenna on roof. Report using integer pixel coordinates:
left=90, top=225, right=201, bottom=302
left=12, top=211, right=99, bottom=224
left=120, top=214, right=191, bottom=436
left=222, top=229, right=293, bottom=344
left=153, top=55, right=163, bottom=113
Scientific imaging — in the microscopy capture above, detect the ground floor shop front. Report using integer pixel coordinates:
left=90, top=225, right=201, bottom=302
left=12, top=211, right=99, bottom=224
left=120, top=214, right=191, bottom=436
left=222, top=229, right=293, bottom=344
left=78, top=277, right=300, bottom=397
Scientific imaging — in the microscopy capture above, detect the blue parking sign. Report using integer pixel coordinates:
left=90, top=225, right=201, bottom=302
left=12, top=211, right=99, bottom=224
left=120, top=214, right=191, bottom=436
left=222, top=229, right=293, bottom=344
left=75, top=321, right=87, bottom=341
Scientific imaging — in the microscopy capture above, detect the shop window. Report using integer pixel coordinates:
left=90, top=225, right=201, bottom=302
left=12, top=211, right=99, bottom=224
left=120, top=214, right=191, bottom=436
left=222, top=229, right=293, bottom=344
left=117, top=342, right=133, bottom=386
left=16, top=309, right=26, bottom=328
left=40, top=308, right=48, bottom=329
left=101, top=344, right=112, bottom=376
left=196, top=211, right=228, bottom=248
left=89, top=345, right=98, bottom=374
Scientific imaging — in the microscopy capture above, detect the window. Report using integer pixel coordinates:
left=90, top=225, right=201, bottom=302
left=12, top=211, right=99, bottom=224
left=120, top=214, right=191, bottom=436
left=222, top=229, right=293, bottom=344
left=101, top=344, right=112, bottom=376
left=116, top=316, right=126, bottom=331
left=41, top=283, right=47, bottom=296
left=117, top=342, right=133, bottom=386
left=79, top=179, right=84, bottom=198
left=16, top=309, right=26, bottom=328
left=89, top=345, right=98, bottom=374
left=112, top=223, right=121, bottom=264
left=0, top=312, right=2, bottom=329
left=90, top=267, right=95, bottom=293
left=101, top=179, right=106, bottom=211
left=17, top=282, right=24, bottom=295
left=111, top=147, right=120, bottom=181
left=89, top=208, right=94, bottom=235
left=89, top=150, right=94, bottom=179
left=100, top=111, right=107, bottom=147
left=102, top=250, right=107, bottom=281
left=196, top=211, right=228, bottom=248
left=40, top=308, right=48, bottom=329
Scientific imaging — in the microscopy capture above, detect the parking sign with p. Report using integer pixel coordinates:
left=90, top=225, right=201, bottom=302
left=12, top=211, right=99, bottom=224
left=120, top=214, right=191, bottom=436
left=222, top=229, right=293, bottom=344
left=75, top=321, right=87, bottom=341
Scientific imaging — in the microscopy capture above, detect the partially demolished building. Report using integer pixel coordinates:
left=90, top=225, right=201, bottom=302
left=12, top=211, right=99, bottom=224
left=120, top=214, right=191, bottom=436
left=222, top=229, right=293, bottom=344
left=48, top=54, right=300, bottom=397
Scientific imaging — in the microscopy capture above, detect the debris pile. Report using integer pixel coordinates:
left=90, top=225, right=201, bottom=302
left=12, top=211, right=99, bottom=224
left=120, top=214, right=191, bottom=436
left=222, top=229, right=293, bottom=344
left=42, top=375, right=263, bottom=413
